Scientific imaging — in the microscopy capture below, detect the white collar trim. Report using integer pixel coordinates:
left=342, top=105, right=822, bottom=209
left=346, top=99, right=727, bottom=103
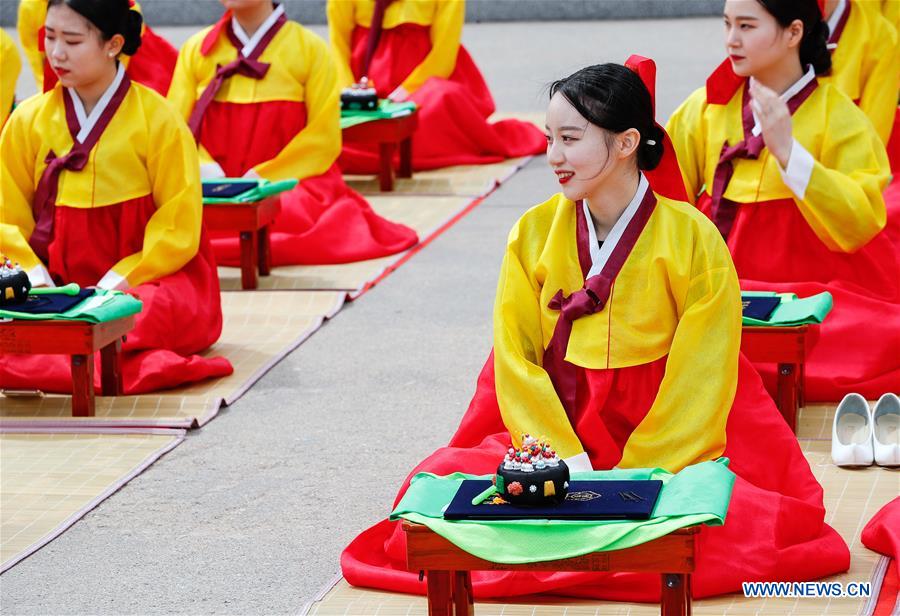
left=68, top=63, right=126, bottom=144
left=231, top=3, right=284, bottom=57
left=583, top=174, right=649, bottom=279
left=750, top=65, right=815, bottom=136
left=826, top=0, right=848, bottom=48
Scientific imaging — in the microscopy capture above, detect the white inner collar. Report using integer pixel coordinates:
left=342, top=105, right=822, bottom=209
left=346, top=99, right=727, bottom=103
left=583, top=173, right=649, bottom=279
left=231, top=3, right=284, bottom=57
left=749, top=65, right=815, bottom=136
left=826, top=0, right=848, bottom=48
left=68, top=62, right=126, bottom=144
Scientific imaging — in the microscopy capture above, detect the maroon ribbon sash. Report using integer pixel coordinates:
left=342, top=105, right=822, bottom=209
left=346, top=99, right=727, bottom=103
left=542, top=189, right=657, bottom=416
left=29, top=74, right=132, bottom=262
left=187, top=11, right=287, bottom=140
left=827, top=1, right=852, bottom=51
left=360, top=0, right=399, bottom=80
left=709, top=77, right=818, bottom=239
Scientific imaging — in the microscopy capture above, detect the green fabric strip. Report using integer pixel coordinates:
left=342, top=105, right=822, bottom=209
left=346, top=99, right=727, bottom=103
left=741, top=291, right=833, bottom=326
left=202, top=179, right=299, bottom=204
left=0, top=288, right=143, bottom=323
left=340, top=101, right=417, bottom=129
left=389, top=458, right=735, bottom=564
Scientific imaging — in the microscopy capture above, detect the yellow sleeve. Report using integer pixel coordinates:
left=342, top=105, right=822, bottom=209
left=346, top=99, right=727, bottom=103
left=792, top=101, right=889, bottom=253
left=857, top=13, right=900, bottom=144
left=1, top=30, right=21, bottom=127
left=400, top=0, right=464, bottom=93
left=251, top=33, right=340, bottom=181
left=0, top=99, right=42, bottom=273
left=16, top=0, right=45, bottom=89
left=619, top=227, right=740, bottom=473
left=106, top=95, right=202, bottom=287
left=493, top=218, right=585, bottom=461
left=326, top=0, right=357, bottom=88
left=665, top=88, right=708, bottom=205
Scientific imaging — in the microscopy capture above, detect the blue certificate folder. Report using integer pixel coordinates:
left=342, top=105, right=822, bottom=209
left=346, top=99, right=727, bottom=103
left=741, top=295, right=781, bottom=321
left=443, top=479, right=663, bottom=521
left=10, top=289, right=94, bottom=314
left=201, top=180, right=259, bottom=199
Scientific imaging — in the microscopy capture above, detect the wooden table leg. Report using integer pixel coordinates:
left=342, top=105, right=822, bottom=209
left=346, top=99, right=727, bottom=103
left=378, top=142, right=396, bottom=191
left=661, top=573, right=689, bottom=616
left=777, top=362, right=799, bottom=433
left=452, top=570, right=474, bottom=615
left=99, top=338, right=123, bottom=396
left=71, top=354, right=95, bottom=417
left=239, top=230, right=259, bottom=290
left=399, top=137, right=413, bottom=178
left=425, top=570, right=453, bottom=616
left=257, top=226, right=271, bottom=277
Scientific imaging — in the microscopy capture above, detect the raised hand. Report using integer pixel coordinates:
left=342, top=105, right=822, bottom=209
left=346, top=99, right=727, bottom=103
left=749, top=80, right=794, bottom=168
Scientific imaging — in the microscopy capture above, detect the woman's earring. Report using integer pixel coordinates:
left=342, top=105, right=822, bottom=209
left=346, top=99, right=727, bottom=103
left=108, top=52, right=115, bottom=58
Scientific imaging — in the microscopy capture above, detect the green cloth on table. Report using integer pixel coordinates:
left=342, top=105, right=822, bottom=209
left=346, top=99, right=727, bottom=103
left=390, top=458, right=735, bottom=564
left=340, top=100, right=417, bottom=129
left=741, top=291, right=833, bottom=326
left=202, top=178, right=298, bottom=204
left=0, top=288, right=142, bottom=323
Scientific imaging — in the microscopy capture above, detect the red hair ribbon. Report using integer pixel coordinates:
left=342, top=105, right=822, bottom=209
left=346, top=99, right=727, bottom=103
left=623, top=54, right=689, bottom=203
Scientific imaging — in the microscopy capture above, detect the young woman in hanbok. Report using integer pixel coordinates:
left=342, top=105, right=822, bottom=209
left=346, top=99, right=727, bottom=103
left=327, top=0, right=546, bottom=173
left=167, top=0, right=418, bottom=266
left=341, top=57, right=849, bottom=601
left=667, top=0, right=899, bottom=401
left=1, top=29, right=21, bottom=127
left=818, top=0, right=900, bottom=234
left=0, top=0, right=231, bottom=393
left=17, top=0, right=178, bottom=96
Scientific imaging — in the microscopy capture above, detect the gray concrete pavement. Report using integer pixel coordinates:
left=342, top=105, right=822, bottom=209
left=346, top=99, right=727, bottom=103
left=0, top=18, right=723, bottom=615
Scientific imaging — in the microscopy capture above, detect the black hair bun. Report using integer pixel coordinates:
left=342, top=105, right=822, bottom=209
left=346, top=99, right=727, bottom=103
left=120, top=8, right=143, bottom=56
left=803, top=18, right=832, bottom=75
left=637, top=124, right=664, bottom=171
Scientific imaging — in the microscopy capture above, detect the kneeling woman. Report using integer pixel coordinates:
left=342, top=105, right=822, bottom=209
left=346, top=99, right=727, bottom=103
left=342, top=59, right=849, bottom=600
left=327, top=0, right=546, bottom=173
left=667, top=0, right=899, bottom=400
left=0, top=0, right=231, bottom=393
left=168, top=0, right=418, bottom=267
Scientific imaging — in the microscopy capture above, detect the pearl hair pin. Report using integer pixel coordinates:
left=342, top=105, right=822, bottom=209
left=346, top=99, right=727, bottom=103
left=646, top=139, right=657, bottom=146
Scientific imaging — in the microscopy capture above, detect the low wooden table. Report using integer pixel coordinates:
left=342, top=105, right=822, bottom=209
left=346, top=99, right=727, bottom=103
left=402, top=520, right=698, bottom=616
left=740, top=324, right=815, bottom=433
left=342, top=111, right=419, bottom=191
left=203, top=196, right=281, bottom=290
left=0, top=316, right=135, bottom=417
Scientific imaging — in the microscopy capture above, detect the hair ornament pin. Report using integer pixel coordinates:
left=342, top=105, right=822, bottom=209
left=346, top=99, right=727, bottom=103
left=645, top=139, right=657, bottom=146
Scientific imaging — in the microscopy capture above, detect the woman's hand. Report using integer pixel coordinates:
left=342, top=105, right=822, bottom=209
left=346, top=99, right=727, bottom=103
left=387, top=85, right=409, bottom=103
left=749, top=81, right=793, bottom=168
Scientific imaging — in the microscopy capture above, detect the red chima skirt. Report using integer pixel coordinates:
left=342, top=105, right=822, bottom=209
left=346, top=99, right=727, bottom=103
left=0, top=197, right=233, bottom=394
left=198, top=100, right=418, bottom=266
left=697, top=193, right=900, bottom=402
left=337, top=24, right=547, bottom=174
left=883, top=107, right=900, bottom=243
left=341, top=352, right=849, bottom=600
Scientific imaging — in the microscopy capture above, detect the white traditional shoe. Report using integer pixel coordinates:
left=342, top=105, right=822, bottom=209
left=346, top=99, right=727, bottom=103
left=832, top=393, right=874, bottom=467
left=872, top=393, right=900, bottom=467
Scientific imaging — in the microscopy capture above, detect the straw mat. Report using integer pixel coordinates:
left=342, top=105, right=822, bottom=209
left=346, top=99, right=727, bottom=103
left=0, top=292, right=343, bottom=429
left=216, top=195, right=476, bottom=295
left=0, top=428, right=184, bottom=572
left=344, top=157, right=531, bottom=197
left=304, top=407, right=897, bottom=615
